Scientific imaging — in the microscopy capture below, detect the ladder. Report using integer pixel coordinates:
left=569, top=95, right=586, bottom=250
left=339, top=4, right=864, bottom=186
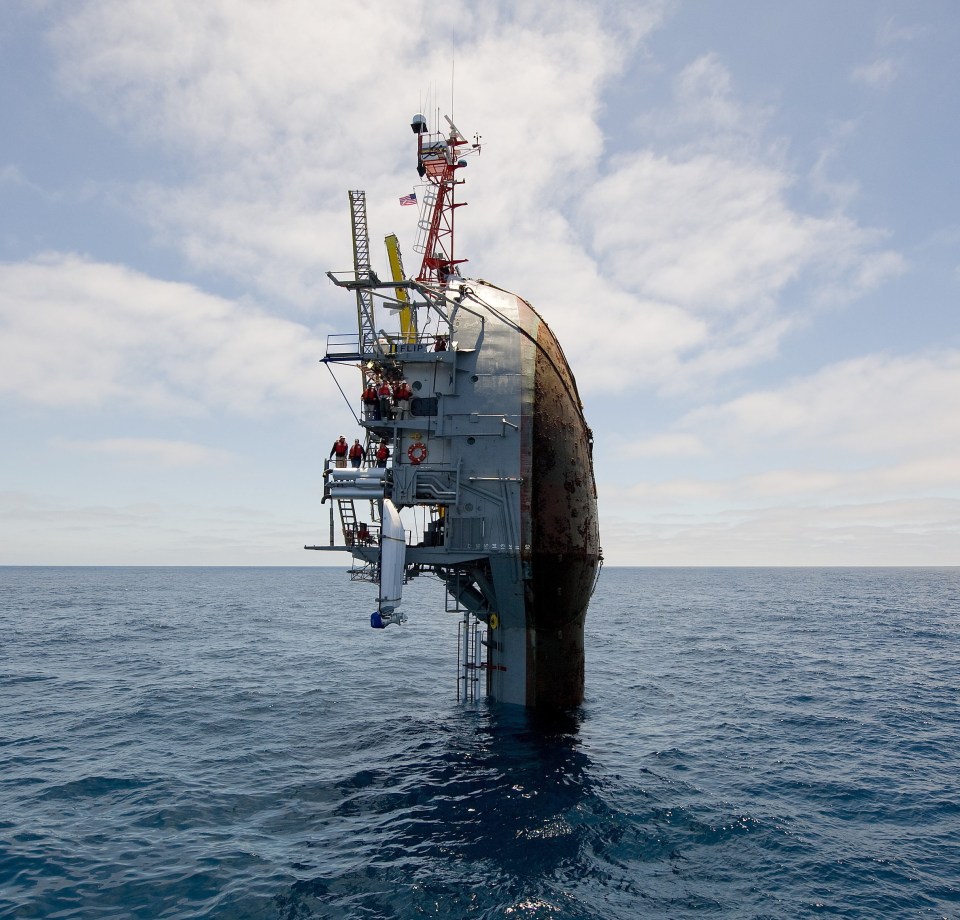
left=412, top=187, right=438, bottom=255
left=457, top=610, right=486, bottom=702
left=337, top=498, right=357, bottom=545
left=338, top=493, right=382, bottom=550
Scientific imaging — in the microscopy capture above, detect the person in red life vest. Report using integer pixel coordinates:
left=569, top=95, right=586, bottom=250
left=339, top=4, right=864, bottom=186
left=378, top=379, right=394, bottom=420
left=330, top=435, right=349, bottom=468
left=375, top=440, right=390, bottom=468
left=362, top=380, right=379, bottom=420
left=349, top=438, right=364, bottom=468
left=393, top=379, right=413, bottom=419
left=357, top=522, right=372, bottom=545
left=434, top=334, right=447, bottom=351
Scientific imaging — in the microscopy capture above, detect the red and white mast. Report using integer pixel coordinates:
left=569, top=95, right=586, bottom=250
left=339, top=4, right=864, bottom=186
left=410, top=113, right=480, bottom=285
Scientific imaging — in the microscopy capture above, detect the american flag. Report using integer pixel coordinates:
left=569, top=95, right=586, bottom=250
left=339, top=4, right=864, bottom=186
left=399, top=192, right=417, bottom=206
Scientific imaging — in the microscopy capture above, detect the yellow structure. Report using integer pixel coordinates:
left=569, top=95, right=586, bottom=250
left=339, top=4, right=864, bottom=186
left=385, top=233, right=416, bottom=344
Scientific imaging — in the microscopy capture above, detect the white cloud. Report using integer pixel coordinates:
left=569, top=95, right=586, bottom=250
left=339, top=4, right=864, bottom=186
left=877, top=16, right=928, bottom=47
left=598, top=347, right=960, bottom=563
left=587, top=54, right=904, bottom=318
left=39, top=1, right=906, bottom=406
left=0, top=253, right=327, bottom=415
left=851, top=57, right=899, bottom=89
left=623, top=432, right=706, bottom=458
left=47, top=0, right=662, bottom=311
left=0, top=488, right=327, bottom=565
left=602, top=497, right=960, bottom=566
left=577, top=147, right=903, bottom=391
left=1, top=163, right=29, bottom=187
left=590, top=348, right=960, bottom=566
left=58, top=437, right=235, bottom=468
left=137, top=186, right=349, bottom=309
left=687, top=349, right=960, bottom=457
left=559, top=53, right=902, bottom=393
left=36, top=0, right=700, bottom=402
left=587, top=151, right=813, bottom=309
left=670, top=52, right=773, bottom=147
left=851, top=13, right=927, bottom=90
left=808, top=122, right=862, bottom=211
left=621, top=451, right=960, bottom=507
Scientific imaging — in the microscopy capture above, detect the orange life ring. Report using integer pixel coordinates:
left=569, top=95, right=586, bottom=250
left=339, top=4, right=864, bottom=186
left=407, top=441, right=428, bottom=465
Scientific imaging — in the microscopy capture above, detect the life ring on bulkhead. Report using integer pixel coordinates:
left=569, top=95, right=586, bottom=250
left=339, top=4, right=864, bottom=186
left=407, top=441, right=428, bottom=465
left=488, top=613, right=499, bottom=630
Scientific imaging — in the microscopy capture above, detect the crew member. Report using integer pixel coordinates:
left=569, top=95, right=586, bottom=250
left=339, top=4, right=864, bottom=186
left=394, top=379, right=412, bottom=419
left=330, top=435, right=349, bottom=468
left=375, top=440, right=390, bottom=468
left=378, top=379, right=393, bottom=420
left=349, top=438, right=364, bottom=468
left=362, top=381, right=379, bottom=420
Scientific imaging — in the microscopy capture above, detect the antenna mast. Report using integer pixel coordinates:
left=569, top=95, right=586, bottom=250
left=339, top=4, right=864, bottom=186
left=410, top=113, right=480, bottom=285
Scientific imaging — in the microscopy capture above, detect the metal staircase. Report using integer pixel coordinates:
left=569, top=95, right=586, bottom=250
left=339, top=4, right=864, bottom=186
left=337, top=498, right=357, bottom=545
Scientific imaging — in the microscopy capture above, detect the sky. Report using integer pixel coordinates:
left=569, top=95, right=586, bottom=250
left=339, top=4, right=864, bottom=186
left=2, top=0, right=958, bottom=566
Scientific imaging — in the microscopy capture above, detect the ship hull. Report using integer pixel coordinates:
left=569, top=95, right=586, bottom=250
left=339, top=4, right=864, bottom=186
left=328, top=278, right=600, bottom=708
left=457, top=282, right=600, bottom=708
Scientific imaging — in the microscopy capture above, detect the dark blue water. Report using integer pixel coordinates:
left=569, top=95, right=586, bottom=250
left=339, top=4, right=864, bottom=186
left=2, top=567, right=959, bottom=919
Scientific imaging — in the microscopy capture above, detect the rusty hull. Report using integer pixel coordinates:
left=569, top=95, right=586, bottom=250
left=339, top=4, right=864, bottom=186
left=520, top=299, right=600, bottom=707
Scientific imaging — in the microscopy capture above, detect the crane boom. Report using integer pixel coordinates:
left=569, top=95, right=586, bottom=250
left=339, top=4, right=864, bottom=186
left=384, top=233, right=416, bottom=344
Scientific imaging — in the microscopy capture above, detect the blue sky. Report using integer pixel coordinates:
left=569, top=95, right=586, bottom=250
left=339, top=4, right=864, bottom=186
left=2, top=0, right=958, bottom=565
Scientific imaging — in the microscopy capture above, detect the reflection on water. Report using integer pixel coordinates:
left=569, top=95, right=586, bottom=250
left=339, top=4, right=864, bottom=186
left=275, top=704, right=603, bottom=918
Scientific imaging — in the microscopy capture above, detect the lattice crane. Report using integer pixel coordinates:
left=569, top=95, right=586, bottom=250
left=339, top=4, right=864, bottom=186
left=348, top=190, right=379, bottom=355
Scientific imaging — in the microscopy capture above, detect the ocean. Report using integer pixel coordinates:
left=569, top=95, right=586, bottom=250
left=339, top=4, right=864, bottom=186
left=1, top=566, right=958, bottom=919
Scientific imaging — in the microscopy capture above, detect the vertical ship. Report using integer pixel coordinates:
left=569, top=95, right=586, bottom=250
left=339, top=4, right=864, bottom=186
left=307, top=114, right=601, bottom=708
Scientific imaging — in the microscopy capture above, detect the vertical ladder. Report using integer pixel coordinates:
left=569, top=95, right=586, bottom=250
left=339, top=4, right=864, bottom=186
left=412, top=188, right=438, bottom=255
left=457, top=611, right=485, bottom=702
